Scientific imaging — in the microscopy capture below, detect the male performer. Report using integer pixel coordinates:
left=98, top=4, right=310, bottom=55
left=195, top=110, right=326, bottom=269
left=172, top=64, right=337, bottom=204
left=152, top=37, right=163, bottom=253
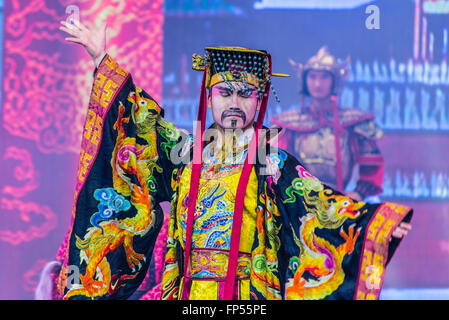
left=51, top=21, right=412, bottom=300
left=271, top=46, right=384, bottom=202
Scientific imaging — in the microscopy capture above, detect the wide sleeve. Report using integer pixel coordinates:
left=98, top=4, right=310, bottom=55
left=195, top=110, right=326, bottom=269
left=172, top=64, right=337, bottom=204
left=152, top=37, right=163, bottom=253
left=274, top=152, right=412, bottom=300
left=55, top=54, right=183, bottom=300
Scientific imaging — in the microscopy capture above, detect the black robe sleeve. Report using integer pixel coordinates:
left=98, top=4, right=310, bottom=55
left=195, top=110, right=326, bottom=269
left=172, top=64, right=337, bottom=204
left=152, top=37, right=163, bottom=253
left=274, top=150, right=412, bottom=300
left=57, top=54, right=183, bottom=300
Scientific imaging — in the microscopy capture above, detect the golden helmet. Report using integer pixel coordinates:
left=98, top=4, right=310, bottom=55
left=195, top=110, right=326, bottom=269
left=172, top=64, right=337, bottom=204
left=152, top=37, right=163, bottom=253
left=289, top=46, right=351, bottom=96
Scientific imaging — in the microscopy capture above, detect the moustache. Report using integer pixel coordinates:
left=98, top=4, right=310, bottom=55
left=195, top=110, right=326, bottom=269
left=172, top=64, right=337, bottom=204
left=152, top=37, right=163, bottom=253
left=221, top=108, right=246, bottom=124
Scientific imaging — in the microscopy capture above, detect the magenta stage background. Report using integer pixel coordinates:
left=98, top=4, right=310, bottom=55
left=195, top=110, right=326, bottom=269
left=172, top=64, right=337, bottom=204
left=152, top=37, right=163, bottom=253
left=1, top=0, right=449, bottom=299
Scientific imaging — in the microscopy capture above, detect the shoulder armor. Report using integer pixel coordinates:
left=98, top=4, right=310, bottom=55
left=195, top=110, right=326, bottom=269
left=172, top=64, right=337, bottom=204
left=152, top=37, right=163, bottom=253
left=270, top=109, right=318, bottom=131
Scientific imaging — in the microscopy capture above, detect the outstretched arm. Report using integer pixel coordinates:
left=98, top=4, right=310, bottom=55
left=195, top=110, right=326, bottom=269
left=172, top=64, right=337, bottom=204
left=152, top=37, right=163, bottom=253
left=51, top=21, right=184, bottom=300
left=274, top=151, right=412, bottom=300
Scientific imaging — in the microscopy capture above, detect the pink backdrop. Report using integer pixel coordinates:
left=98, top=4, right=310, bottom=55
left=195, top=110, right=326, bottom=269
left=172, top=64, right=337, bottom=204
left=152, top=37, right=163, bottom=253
left=0, top=0, right=164, bottom=299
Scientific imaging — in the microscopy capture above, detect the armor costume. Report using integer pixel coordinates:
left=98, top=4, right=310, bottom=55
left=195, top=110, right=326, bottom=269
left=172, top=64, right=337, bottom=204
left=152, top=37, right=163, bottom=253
left=271, top=46, right=384, bottom=199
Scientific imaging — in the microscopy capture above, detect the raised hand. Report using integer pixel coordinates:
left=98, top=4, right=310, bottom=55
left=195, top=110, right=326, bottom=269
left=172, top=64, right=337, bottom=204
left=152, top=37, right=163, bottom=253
left=391, top=222, right=412, bottom=240
left=59, top=19, right=107, bottom=67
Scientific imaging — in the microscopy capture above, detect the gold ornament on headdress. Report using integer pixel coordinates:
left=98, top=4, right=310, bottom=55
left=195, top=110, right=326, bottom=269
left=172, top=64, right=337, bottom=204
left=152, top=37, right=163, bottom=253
left=192, top=47, right=289, bottom=90
left=289, top=46, right=351, bottom=96
left=192, top=53, right=206, bottom=71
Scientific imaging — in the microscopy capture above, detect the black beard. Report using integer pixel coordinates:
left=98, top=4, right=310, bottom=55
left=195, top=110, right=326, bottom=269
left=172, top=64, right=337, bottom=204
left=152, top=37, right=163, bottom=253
left=221, top=108, right=246, bottom=124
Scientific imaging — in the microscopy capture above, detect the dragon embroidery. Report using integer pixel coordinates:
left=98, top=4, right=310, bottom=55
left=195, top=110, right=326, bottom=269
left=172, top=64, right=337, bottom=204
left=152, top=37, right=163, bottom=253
left=286, top=187, right=366, bottom=300
left=251, top=182, right=282, bottom=300
left=64, top=87, right=177, bottom=299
